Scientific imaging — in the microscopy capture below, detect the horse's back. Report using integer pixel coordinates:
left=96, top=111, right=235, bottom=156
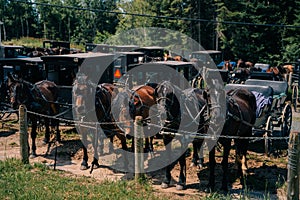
left=35, top=80, right=58, bottom=101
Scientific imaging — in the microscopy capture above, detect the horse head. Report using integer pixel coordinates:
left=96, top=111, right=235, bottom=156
left=73, top=74, right=97, bottom=118
left=7, top=73, right=33, bottom=109
left=154, top=81, right=181, bottom=130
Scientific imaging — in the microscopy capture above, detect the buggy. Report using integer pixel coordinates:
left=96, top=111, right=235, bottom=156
left=225, top=79, right=292, bottom=155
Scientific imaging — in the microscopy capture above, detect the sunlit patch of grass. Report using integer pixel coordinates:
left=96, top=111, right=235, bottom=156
left=0, top=158, right=169, bottom=200
left=4, top=37, right=84, bottom=51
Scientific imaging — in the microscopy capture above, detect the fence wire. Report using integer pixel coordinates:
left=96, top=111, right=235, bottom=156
left=9, top=108, right=289, bottom=141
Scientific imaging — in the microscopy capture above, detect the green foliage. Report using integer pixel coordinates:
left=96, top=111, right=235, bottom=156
left=1, top=0, right=300, bottom=64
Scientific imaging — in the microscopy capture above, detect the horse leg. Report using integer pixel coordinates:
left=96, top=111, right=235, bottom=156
left=221, top=138, right=231, bottom=192
left=91, top=132, right=100, bottom=169
left=50, top=104, right=60, bottom=142
left=55, top=118, right=60, bottom=142
left=145, top=137, right=154, bottom=156
left=161, top=136, right=174, bottom=189
left=191, top=140, right=199, bottom=167
left=176, top=153, right=186, bottom=190
left=109, top=136, right=114, bottom=153
left=148, top=136, right=154, bottom=158
left=207, top=145, right=216, bottom=192
left=235, top=138, right=249, bottom=187
left=145, top=138, right=149, bottom=153
left=80, top=132, right=89, bottom=170
left=193, top=140, right=205, bottom=168
left=30, top=117, right=38, bottom=158
left=199, top=145, right=204, bottom=168
left=43, top=117, right=50, bottom=144
left=116, top=133, right=129, bottom=171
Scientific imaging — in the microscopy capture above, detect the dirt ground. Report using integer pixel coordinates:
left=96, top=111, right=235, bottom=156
left=0, top=113, right=291, bottom=199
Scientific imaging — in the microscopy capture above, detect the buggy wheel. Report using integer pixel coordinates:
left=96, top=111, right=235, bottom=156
left=264, top=116, right=273, bottom=156
left=281, top=103, right=292, bottom=137
left=292, top=85, right=299, bottom=112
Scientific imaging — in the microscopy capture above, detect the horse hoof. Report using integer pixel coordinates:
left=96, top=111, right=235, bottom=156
left=176, top=184, right=185, bottom=190
left=204, top=184, right=214, bottom=193
left=80, top=165, right=89, bottom=170
left=92, top=162, right=100, bottom=169
left=161, top=182, right=169, bottom=189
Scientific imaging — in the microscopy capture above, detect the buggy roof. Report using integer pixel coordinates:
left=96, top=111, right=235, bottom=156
left=154, top=61, right=197, bottom=67
left=192, top=50, right=221, bottom=54
left=41, top=52, right=114, bottom=60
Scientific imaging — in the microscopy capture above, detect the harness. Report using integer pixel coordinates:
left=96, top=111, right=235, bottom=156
left=96, top=84, right=114, bottom=122
left=226, top=89, right=255, bottom=128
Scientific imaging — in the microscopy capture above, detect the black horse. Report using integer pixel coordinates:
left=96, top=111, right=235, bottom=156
left=7, top=73, right=60, bottom=157
left=154, top=80, right=189, bottom=190
left=182, top=88, right=209, bottom=169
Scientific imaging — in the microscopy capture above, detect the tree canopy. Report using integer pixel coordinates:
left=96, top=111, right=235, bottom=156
left=0, top=0, right=299, bottom=64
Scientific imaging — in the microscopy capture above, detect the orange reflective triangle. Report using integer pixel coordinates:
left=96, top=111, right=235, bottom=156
left=114, top=69, right=122, bottom=79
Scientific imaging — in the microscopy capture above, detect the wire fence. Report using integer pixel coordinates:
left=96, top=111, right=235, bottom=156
left=0, top=107, right=286, bottom=141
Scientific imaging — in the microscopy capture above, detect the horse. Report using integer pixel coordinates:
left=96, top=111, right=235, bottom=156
left=73, top=76, right=128, bottom=170
left=126, top=84, right=159, bottom=153
left=196, top=87, right=257, bottom=192
left=245, top=61, right=254, bottom=69
left=110, top=82, right=159, bottom=156
left=266, top=66, right=285, bottom=81
left=154, top=80, right=188, bottom=190
left=7, top=73, right=60, bottom=157
left=236, top=59, right=246, bottom=69
left=164, top=55, right=189, bottom=62
left=26, top=47, right=54, bottom=57
left=181, top=88, right=209, bottom=168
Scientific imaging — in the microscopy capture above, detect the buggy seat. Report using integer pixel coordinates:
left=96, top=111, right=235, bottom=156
left=245, top=79, right=288, bottom=107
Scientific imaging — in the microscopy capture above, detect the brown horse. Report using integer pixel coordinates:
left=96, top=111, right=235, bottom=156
left=112, top=83, right=159, bottom=154
left=26, top=47, right=54, bottom=57
left=129, top=84, right=159, bottom=153
left=7, top=73, right=60, bottom=157
left=73, top=77, right=128, bottom=170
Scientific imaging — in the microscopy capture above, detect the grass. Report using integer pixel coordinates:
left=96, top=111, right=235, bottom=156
left=3, top=37, right=85, bottom=51
left=0, top=158, right=169, bottom=200
left=0, top=158, right=278, bottom=200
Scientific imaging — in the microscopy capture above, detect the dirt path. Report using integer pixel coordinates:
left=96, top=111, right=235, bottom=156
left=0, top=111, right=296, bottom=199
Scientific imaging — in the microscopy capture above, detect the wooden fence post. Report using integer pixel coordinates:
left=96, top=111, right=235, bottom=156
left=19, top=105, right=29, bottom=164
left=134, top=116, right=144, bottom=180
left=287, top=131, right=300, bottom=200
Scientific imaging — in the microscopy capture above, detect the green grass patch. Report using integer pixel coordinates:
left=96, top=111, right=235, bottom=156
left=3, top=37, right=84, bottom=51
left=0, top=158, right=167, bottom=200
